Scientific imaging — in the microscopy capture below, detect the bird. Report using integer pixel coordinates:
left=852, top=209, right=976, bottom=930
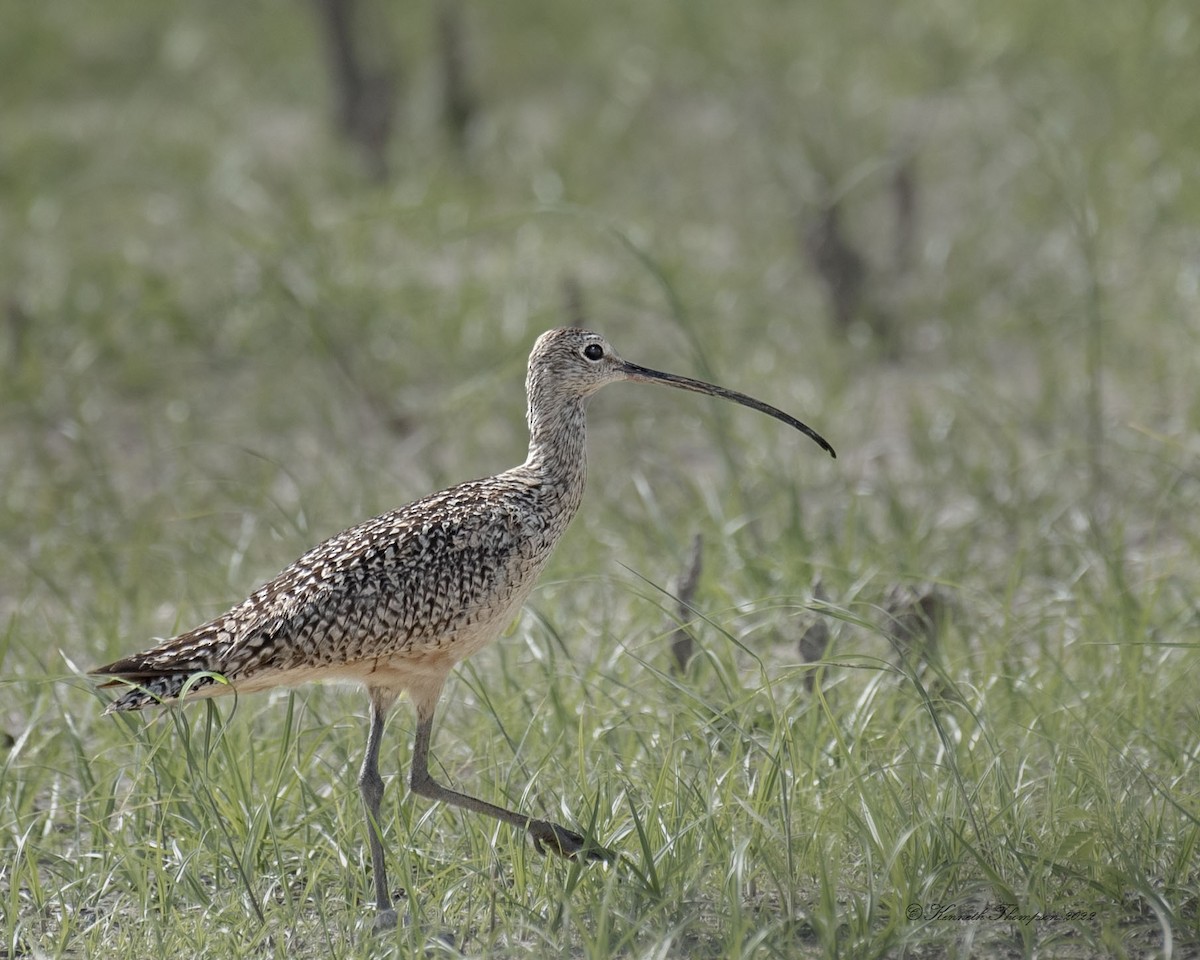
left=91, top=327, right=835, bottom=930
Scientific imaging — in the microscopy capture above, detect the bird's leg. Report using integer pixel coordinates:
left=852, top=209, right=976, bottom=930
left=409, top=702, right=614, bottom=862
left=360, top=687, right=399, bottom=931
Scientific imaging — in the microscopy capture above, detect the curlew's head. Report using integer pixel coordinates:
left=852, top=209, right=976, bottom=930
left=526, top=328, right=835, bottom=458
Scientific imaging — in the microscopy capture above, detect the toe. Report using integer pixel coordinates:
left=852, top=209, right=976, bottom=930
left=528, top=819, right=614, bottom=862
left=371, top=908, right=398, bottom=933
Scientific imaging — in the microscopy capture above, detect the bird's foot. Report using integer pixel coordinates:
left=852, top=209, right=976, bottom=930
left=528, top=818, right=615, bottom=863
left=371, top=907, right=399, bottom=933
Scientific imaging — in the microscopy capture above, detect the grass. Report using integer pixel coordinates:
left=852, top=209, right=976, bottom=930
left=2, top=0, right=1199, bottom=956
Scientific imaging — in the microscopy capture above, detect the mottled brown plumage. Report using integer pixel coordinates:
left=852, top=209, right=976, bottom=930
left=91, top=327, right=834, bottom=930
left=96, top=474, right=578, bottom=710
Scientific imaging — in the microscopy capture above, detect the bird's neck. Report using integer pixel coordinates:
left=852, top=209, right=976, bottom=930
left=522, top=392, right=588, bottom=500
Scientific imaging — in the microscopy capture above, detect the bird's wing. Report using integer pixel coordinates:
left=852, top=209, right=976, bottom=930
left=91, top=480, right=535, bottom=702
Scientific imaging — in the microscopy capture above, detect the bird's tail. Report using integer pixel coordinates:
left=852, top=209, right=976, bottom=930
left=95, top=672, right=227, bottom=713
left=90, top=621, right=230, bottom=713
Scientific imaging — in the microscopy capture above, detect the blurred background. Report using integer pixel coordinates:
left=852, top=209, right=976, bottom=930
left=4, top=0, right=1195, bottom=652
left=4, top=0, right=1196, bottom=625
left=2, top=0, right=1198, bottom=954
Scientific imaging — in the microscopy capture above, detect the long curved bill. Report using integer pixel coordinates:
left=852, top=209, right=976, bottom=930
left=618, top=360, right=836, bottom=459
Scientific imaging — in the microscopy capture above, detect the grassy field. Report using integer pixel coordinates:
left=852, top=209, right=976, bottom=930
left=3, top=0, right=1199, bottom=957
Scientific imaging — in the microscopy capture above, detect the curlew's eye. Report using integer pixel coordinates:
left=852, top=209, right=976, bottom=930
left=582, top=343, right=604, bottom=361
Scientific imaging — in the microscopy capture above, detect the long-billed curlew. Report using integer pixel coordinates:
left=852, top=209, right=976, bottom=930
left=91, top=328, right=835, bottom=930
